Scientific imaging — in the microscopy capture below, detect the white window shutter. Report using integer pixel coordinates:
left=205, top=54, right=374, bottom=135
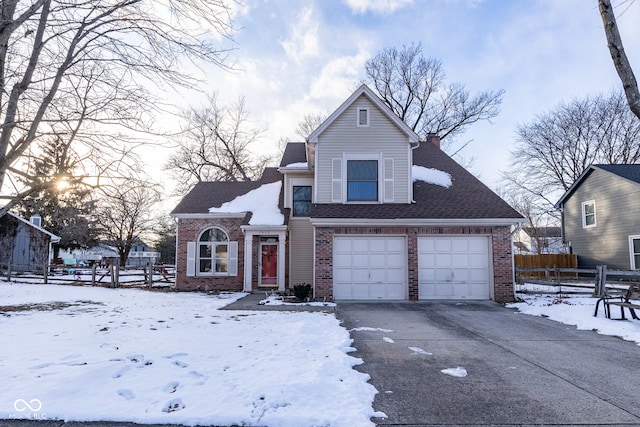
left=332, top=158, right=342, bottom=202
left=228, top=241, right=238, bottom=276
left=186, top=242, right=196, bottom=277
left=384, top=158, right=394, bottom=202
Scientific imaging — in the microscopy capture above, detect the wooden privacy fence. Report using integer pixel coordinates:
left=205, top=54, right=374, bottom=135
left=515, top=265, right=640, bottom=296
left=0, top=262, right=175, bottom=288
left=515, top=254, right=577, bottom=272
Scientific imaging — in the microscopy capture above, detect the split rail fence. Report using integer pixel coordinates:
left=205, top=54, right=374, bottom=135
left=515, top=265, right=640, bottom=297
left=0, top=262, right=175, bottom=288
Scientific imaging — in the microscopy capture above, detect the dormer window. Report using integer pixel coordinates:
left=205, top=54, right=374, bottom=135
left=357, top=108, right=369, bottom=127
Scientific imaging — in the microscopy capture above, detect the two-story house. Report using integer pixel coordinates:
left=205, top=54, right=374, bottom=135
left=170, top=85, right=523, bottom=302
left=556, top=164, right=640, bottom=270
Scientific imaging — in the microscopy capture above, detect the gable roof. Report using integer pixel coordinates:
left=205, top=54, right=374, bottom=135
left=307, top=84, right=420, bottom=143
left=170, top=168, right=287, bottom=223
left=555, top=164, right=640, bottom=207
left=311, top=141, right=523, bottom=223
left=2, top=211, right=61, bottom=242
left=279, top=142, right=307, bottom=167
left=593, top=164, right=640, bottom=183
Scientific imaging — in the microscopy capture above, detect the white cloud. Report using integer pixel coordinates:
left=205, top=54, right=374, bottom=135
left=344, top=0, right=413, bottom=15
left=309, top=48, right=371, bottom=103
left=280, top=7, right=319, bottom=64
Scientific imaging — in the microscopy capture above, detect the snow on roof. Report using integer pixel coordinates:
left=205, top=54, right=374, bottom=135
left=285, top=162, right=308, bottom=168
left=208, top=181, right=284, bottom=226
left=412, top=165, right=452, bottom=188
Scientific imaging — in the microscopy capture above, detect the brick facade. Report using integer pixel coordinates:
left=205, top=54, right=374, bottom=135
left=175, top=217, right=245, bottom=291
left=314, top=225, right=515, bottom=304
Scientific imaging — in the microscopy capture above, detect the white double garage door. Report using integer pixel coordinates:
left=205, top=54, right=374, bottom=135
left=333, top=235, right=491, bottom=300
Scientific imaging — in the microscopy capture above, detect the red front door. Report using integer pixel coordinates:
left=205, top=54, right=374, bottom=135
left=260, top=243, right=278, bottom=286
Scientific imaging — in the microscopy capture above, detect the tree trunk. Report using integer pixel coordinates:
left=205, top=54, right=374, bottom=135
left=598, top=0, right=640, bottom=120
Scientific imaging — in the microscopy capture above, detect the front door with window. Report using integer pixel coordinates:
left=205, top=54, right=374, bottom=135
left=260, top=242, right=278, bottom=286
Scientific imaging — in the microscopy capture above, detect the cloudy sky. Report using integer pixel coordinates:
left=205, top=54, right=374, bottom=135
left=160, top=0, right=640, bottom=194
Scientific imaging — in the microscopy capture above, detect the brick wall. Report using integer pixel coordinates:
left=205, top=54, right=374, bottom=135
left=175, top=218, right=245, bottom=291
left=314, top=225, right=515, bottom=303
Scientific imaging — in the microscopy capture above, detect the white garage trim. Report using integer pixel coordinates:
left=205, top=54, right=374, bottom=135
left=418, top=235, right=492, bottom=300
left=333, top=235, right=407, bottom=300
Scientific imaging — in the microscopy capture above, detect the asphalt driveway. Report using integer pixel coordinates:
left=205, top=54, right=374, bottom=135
left=337, top=301, right=640, bottom=426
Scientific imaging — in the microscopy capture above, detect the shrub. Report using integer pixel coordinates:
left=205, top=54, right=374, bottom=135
left=293, top=283, right=312, bottom=301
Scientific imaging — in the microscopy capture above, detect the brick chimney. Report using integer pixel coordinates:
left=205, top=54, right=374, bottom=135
left=424, top=133, right=440, bottom=149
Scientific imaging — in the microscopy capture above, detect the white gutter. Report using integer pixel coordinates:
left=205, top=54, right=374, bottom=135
left=170, top=213, right=247, bottom=220
left=309, top=217, right=524, bottom=227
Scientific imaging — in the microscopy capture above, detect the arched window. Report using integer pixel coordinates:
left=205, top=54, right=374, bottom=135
left=198, top=227, right=230, bottom=274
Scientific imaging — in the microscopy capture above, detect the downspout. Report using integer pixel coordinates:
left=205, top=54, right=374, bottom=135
left=410, top=141, right=420, bottom=203
left=510, top=221, right=523, bottom=301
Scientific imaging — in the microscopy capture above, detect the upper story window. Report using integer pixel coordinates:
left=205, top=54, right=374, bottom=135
left=198, top=227, right=229, bottom=274
left=582, top=200, right=596, bottom=228
left=292, top=186, right=312, bottom=217
left=347, top=160, right=378, bottom=201
left=357, top=108, right=369, bottom=127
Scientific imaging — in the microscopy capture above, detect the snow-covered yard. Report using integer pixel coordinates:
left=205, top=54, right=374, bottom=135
left=2, top=280, right=640, bottom=427
left=508, top=293, right=640, bottom=346
left=0, top=282, right=382, bottom=426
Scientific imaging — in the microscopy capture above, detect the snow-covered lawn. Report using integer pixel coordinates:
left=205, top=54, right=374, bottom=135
left=0, top=282, right=383, bottom=426
left=509, top=293, right=640, bottom=346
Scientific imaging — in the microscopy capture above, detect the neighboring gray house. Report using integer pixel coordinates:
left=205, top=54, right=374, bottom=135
left=556, top=164, right=640, bottom=269
left=0, top=212, right=60, bottom=270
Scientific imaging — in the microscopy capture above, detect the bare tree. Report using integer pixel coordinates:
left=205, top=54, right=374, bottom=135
left=0, top=0, right=236, bottom=217
left=296, top=113, right=326, bottom=141
left=364, top=42, right=504, bottom=150
left=165, top=93, right=272, bottom=194
left=502, top=91, right=640, bottom=211
left=17, top=136, right=99, bottom=258
left=94, top=179, right=161, bottom=267
left=500, top=188, right=563, bottom=255
left=598, top=0, right=640, bottom=120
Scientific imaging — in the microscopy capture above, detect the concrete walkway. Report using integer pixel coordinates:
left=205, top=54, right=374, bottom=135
left=337, top=300, right=640, bottom=426
left=221, top=291, right=336, bottom=313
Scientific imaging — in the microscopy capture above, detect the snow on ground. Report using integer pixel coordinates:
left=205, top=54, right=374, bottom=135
left=441, top=367, right=467, bottom=378
left=408, top=347, right=432, bottom=356
left=259, top=293, right=336, bottom=307
left=0, top=282, right=383, bottom=426
left=509, top=293, right=640, bottom=346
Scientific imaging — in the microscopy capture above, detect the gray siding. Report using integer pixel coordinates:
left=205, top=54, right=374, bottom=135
left=0, top=216, right=51, bottom=270
left=284, top=172, right=314, bottom=208
left=315, top=95, right=411, bottom=204
left=288, top=218, right=314, bottom=286
left=563, top=169, right=640, bottom=269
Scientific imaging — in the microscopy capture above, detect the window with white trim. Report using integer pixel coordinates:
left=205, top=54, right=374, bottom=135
left=630, top=236, right=640, bottom=270
left=357, top=108, right=369, bottom=127
left=347, top=159, right=378, bottom=201
left=582, top=200, right=596, bottom=228
left=198, top=227, right=229, bottom=274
